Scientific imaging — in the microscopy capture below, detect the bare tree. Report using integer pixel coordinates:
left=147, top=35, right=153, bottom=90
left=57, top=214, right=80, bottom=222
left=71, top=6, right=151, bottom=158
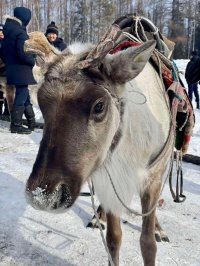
left=0, top=0, right=199, bottom=59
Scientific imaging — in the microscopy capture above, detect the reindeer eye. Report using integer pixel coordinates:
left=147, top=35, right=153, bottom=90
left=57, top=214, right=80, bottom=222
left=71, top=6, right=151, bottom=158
left=90, top=97, right=108, bottom=122
left=93, top=102, right=105, bottom=114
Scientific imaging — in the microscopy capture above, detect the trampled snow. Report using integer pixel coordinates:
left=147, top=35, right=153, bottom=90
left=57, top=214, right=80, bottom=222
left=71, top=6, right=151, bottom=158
left=0, top=60, right=199, bottom=266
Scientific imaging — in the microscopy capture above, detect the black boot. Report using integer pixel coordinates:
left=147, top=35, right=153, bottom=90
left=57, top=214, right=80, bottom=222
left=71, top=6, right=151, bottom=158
left=197, top=101, right=199, bottom=109
left=24, top=105, right=35, bottom=131
left=10, top=106, right=31, bottom=134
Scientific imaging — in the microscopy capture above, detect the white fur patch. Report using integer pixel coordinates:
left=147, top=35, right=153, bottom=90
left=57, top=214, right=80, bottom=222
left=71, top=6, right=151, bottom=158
left=68, top=42, right=93, bottom=55
left=92, top=62, right=170, bottom=217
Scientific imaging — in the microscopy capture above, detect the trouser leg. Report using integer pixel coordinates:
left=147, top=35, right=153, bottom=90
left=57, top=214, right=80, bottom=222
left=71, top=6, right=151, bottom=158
left=10, top=85, right=31, bottom=134
left=193, top=85, right=199, bottom=109
left=188, top=84, right=193, bottom=102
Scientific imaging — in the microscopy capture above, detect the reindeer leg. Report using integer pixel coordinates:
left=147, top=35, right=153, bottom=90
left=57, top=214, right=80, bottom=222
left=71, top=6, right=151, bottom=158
left=155, top=216, right=169, bottom=242
left=87, top=204, right=107, bottom=229
left=140, top=178, right=161, bottom=266
left=106, top=212, right=122, bottom=266
left=5, top=85, right=15, bottom=112
left=0, top=89, right=4, bottom=115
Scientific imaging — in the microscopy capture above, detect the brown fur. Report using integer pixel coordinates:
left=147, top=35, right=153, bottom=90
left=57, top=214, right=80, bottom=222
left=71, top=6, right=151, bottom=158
left=0, top=64, right=43, bottom=112
left=25, top=32, right=171, bottom=266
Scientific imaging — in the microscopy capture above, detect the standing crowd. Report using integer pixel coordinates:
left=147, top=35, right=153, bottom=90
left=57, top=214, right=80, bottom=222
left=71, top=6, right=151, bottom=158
left=0, top=6, right=67, bottom=134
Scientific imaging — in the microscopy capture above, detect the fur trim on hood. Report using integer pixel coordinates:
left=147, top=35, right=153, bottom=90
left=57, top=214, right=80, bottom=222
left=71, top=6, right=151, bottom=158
left=3, top=15, right=22, bottom=26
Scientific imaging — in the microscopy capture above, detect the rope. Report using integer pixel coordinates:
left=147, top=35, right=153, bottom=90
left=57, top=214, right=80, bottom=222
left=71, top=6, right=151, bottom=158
left=127, top=83, right=147, bottom=105
left=138, top=19, right=148, bottom=41
left=122, top=31, right=140, bottom=43
left=104, top=153, right=173, bottom=217
left=134, top=17, right=143, bottom=42
left=87, top=180, right=115, bottom=266
left=101, top=32, right=177, bottom=217
left=169, top=151, right=186, bottom=203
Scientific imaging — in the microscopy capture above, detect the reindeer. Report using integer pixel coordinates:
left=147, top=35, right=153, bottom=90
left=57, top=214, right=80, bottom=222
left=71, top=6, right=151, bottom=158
left=25, top=18, right=175, bottom=266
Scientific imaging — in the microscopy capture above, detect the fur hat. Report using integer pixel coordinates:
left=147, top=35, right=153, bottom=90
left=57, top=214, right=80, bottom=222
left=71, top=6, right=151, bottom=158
left=46, top=21, right=58, bottom=35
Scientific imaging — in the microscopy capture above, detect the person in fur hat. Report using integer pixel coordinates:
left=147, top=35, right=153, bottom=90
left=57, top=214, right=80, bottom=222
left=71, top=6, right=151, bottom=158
left=1, top=7, right=36, bottom=134
left=45, top=21, right=67, bottom=51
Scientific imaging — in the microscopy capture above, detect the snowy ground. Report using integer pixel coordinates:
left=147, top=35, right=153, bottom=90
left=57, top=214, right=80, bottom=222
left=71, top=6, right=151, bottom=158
left=0, top=60, right=200, bottom=266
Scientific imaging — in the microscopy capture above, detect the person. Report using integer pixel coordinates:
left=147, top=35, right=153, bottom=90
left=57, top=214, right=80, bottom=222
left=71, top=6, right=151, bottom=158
left=45, top=21, right=67, bottom=51
left=1, top=7, right=36, bottom=134
left=185, top=50, right=200, bottom=109
left=0, top=23, right=10, bottom=120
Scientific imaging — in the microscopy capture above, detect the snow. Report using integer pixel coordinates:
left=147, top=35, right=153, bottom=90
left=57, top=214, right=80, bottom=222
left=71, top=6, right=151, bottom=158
left=0, top=60, right=200, bottom=266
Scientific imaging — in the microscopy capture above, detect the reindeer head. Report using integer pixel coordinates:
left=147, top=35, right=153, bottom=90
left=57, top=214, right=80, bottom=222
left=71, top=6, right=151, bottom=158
left=25, top=21, right=156, bottom=212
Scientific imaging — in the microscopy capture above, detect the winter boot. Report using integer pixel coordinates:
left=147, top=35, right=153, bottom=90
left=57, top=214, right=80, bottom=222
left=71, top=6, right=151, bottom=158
left=197, top=101, right=199, bottom=109
left=24, top=105, right=36, bottom=131
left=10, top=106, right=31, bottom=134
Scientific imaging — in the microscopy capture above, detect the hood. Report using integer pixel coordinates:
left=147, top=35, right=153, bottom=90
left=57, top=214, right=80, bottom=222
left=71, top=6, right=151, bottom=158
left=3, top=17, right=22, bottom=37
left=14, top=7, right=31, bottom=26
left=190, top=55, right=199, bottom=61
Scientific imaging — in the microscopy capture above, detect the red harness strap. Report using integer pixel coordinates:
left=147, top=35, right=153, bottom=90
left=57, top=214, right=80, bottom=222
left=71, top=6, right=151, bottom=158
left=110, top=40, right=141, bottom=54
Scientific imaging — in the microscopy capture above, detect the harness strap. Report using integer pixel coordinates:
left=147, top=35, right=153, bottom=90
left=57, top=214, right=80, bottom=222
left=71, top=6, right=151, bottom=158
left=148, top=81, right=187, bottom=203
left=149, top=82, right=180, bottom=169
left=169, top=151, right=186, bottom=203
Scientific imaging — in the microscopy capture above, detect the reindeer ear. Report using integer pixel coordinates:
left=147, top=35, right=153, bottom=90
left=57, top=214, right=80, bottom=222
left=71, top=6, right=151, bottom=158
left=101, top=40, right=156, bottom=84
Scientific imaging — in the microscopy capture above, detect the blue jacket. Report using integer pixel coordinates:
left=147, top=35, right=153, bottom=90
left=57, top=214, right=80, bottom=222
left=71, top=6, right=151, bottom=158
left=1, top=13, right=36, bottom=85
left=185, top=55, right=200, bottom=85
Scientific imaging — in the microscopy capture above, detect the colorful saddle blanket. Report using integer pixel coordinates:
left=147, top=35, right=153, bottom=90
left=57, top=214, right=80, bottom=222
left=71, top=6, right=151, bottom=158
left=111, top=40, right=195, bottom=154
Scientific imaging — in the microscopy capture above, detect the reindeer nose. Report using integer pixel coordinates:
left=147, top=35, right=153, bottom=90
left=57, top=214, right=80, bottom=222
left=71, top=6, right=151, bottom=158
left=52, top=184, right=73, bottom=209
left=25, top=184, right=73, bottom=211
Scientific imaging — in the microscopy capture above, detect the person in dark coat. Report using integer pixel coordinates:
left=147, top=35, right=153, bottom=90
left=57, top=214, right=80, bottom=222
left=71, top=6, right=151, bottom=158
left=185, top=50, right=200, bottom=109
left=1, top=7, right=36, bottom=134
left=0, top=23, right=10, bottom=120
left=0, top=23, right=5, bottom=116
left=45, top=21, right=67, bottom=51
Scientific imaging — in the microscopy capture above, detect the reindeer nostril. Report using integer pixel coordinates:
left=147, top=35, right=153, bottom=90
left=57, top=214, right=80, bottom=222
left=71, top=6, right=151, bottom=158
left=26, top=181, right=74, bottom=211
left=59, top=185, right=73, bottom=208
left=52, top=202, right=58, bottom=209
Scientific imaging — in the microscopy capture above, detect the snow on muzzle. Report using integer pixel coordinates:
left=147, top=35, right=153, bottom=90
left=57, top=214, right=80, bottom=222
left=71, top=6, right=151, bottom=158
left=25, top=183, right=73, bottom=212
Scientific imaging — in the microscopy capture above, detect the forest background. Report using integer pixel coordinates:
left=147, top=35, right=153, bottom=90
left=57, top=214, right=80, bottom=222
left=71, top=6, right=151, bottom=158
left=0, top=0, right=199, bottom=59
